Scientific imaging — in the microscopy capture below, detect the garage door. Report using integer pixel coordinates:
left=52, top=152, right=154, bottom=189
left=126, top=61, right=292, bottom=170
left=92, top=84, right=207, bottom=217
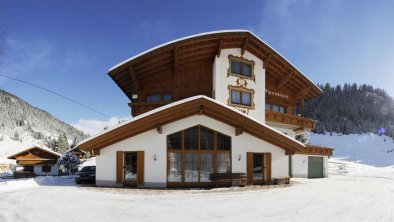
left=308, top=156, right=323, bottom=178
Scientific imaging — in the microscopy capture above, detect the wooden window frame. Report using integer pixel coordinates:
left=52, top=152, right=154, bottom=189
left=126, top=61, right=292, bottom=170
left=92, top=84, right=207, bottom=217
left=166, top=125, right=232, bottom=186
left=227, top=55, right=255, bottom=81
left=228, top=85, right=255, bottom=109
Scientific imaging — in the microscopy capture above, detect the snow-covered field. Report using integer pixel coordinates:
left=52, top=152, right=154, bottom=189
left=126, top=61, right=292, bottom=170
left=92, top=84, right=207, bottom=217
left=310, top=132, right=394, bottom=166
left=1, top=159, right=394, bottom=222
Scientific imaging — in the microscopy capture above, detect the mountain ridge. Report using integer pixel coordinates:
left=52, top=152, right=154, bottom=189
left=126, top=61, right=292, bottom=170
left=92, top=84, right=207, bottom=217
left=0, top=88, right=85, bottom=153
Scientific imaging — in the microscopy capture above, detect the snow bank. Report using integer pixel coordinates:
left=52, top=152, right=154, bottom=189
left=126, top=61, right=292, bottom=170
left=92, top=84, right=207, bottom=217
left=0, top=176, right=76, bottom=193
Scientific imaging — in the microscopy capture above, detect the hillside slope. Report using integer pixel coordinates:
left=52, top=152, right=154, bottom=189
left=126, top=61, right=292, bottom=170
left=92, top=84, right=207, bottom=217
left=305, top=83, right=394, bottom=137
left=0, top=89, right=84, bottom=153
left=310, top=133, right=394, bottom=167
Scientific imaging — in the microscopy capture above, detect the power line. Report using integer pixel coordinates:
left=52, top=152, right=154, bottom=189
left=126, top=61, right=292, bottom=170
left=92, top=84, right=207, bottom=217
left=0, top=74, right=111, bottom=118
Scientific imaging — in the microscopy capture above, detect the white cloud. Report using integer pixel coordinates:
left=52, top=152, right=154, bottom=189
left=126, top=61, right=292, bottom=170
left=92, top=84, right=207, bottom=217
left=0, top=37, right=53, bottom=84
left=71, top=116, right=131, bottom=136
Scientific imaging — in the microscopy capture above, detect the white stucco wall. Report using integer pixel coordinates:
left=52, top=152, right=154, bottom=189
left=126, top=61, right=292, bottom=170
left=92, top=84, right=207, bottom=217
left=213, top=48, right=266, bottom=123
left=33, top=163, right=59, bottom=176
left=96, top=114, right=289, bottom=187
left=292, top=154, right=328, bottom=178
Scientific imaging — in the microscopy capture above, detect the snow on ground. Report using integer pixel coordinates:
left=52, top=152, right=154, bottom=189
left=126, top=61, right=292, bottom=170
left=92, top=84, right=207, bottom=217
left=0, top=136, right=36, bottom=165
left=1, top=159, right=394, bottom=222
left=310, top=132, right=394, bottom=166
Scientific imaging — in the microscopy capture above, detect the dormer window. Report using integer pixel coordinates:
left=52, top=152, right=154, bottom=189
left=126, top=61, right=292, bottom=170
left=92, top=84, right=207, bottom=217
left=228, top=55, right=255, bottom=80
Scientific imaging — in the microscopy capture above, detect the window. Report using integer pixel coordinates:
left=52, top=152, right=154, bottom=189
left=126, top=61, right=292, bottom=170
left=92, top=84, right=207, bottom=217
left=265, top=103, right=287, bottom=113
left=228, top=55, right=254, bottom=79
left=167, top=132, right=182, bottom=150
left=23, top=166, right=34, bottom=173
left=217, top=133, right=231, bottom=150
left=184, top=126, right=199, bottom=150
left=166, top=125, right=232, bottom=184
left=41, top=165, right=51, bottom=172
left=147, top=93, right=172, bottom=102
left=200, top=127, right=214, bottom=150
left=230, top=89, right=252, bottom=107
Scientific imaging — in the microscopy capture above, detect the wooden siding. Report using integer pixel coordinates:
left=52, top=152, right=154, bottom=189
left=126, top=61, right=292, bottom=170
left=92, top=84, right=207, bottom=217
left=108, top=31, right=323, bottom=116
left=8, top=147, right=60, bottom=166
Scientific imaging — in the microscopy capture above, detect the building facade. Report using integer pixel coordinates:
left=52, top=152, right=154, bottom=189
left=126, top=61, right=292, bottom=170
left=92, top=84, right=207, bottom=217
left=78, top=30, right=333, bottom=187
left=7, top=146, right=61, bottom=177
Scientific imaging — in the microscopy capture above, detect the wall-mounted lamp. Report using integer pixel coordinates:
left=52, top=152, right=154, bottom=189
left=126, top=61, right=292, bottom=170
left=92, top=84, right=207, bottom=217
left=238, top=154, right=242, bottom=161
left=153, top=154, right=157, bottom=161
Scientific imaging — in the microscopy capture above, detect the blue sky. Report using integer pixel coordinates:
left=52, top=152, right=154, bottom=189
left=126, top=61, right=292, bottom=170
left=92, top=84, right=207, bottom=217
left=1, top=0, right=394, bottom=133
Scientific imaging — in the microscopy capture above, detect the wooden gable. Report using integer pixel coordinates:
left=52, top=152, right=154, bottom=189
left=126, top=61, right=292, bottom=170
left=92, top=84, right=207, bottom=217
left=8, top=147, right=61, bottom=165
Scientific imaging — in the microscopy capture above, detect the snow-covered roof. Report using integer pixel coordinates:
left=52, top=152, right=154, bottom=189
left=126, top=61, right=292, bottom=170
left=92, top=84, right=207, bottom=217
left=109, top=30, right=322, bottom=94
left=7, top=146, right=62, bottom=159
left=77, top=95, right=305, bottom=148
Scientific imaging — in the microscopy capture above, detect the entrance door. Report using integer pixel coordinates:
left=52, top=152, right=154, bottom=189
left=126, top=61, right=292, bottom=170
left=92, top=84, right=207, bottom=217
left=308, top=156, right=323, bottom=178
left=247, top=152, right=272, bottom=185
left=116, top=151, right=144, bottom=186
left=124, top=152, right=138, bottom=186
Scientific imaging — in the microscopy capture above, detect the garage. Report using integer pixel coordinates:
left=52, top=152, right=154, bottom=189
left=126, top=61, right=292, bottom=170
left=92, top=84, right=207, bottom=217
left=308, top=156, right=324, bottom=178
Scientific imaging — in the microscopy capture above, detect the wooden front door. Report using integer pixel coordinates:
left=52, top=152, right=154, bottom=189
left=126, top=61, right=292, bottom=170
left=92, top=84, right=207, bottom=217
left=247, top=152, right=271, bottom=185
left=116, top=151, right=144, bottom=186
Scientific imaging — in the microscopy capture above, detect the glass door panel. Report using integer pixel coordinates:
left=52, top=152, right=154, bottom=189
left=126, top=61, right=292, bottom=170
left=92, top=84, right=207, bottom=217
left=253, top=153, right=264, bottom=180
left=200, top=153, right=213, bottom=182
left=168, top=152, right=182, bottom=182
left=185, top=153, right=198, bottom=182
left=124, top=152, right=137, bottom=184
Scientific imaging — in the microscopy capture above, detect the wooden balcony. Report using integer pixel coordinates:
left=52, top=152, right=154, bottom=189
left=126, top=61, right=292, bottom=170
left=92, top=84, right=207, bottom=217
left=265, top=111, right=316, bottom=130
left=129, top=101, right=172, bottom=116
left=298, top=145, right=334, bottom=156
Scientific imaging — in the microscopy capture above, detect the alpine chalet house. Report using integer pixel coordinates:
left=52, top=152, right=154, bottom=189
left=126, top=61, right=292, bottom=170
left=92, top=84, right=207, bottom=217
left=78, top=30, right=333, bottom=188
left=8, top=146, right=61, bottom=177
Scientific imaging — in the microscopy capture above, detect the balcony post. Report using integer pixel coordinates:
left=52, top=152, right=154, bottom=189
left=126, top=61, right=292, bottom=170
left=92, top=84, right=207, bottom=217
left=301, top=98, right=305, bottom=117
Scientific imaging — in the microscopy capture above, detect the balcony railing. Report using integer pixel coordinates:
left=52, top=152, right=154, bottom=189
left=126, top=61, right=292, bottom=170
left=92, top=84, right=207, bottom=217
left=265, top=110, right=316, bottom=130
left=299, top=145, right=334, bottom=156
left=129, top=101, right=172, bottom=116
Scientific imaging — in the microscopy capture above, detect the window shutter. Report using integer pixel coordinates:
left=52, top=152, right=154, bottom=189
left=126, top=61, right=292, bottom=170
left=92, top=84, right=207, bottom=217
left=116, top=151, right=124, bottom=185
left=264, top=152, right=272, bottom=184
left=137, top=151, right=144, bottom=186
left=247, top=152, right=253, bottom=185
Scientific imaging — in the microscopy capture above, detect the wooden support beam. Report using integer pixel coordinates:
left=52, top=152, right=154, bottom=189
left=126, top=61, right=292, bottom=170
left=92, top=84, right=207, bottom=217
left=173, top=47, right=178, bottom=68
left=263, top=54, right=272, bottom=69
left=198, top=105, right=204, bottom=115
left=301, top=98, right=305, bottom=117
left=276, top=72, right=293, bottom=88
left=216, top=39, right=223, bottom=58
left=174, top=47, right=179, bottom=100
left=92, top=149, right=100, bottom=156
left=285, top=150, right=295, bottom=155
left=128, top=66, right=139, bottom=97
left=241, top=37, right=249, bottom=55
left=294, top=86, right=311, bottom=100
left=156, top=124, right=163, bottom=134
left=235, top=126, right=244, bottom=136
